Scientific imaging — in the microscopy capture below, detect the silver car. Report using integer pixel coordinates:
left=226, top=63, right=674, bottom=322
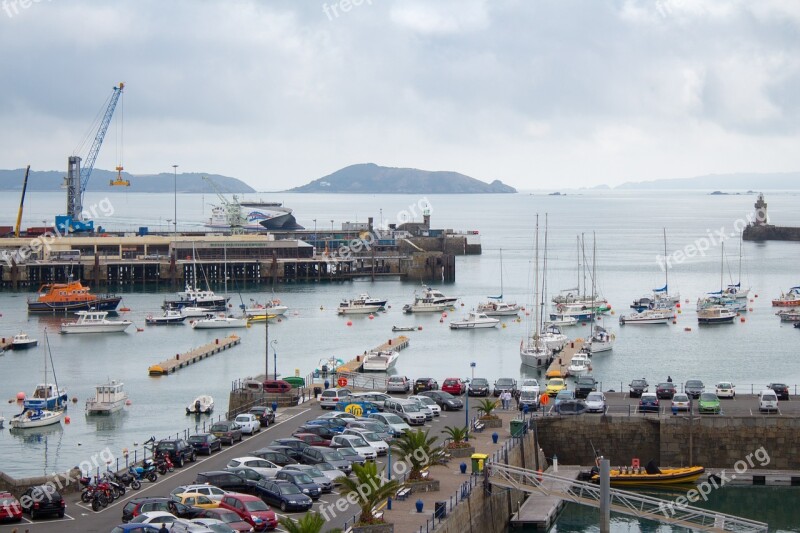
left=387, top=376, right=410, bottom=393
left=408, top=395, right=441, bottom=416
left=584, top=392, right=606, bottom=413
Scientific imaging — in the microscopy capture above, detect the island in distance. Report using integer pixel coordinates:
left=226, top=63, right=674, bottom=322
left=289, top=163, right=517, bottom=194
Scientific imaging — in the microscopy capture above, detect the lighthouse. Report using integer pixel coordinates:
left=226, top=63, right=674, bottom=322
left=754, top=193, right=768, bottom=226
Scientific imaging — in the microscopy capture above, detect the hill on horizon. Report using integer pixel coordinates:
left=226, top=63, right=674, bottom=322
left=289, top=163, right=517, bottom=194
left=615, top=172, right=800, bottom=190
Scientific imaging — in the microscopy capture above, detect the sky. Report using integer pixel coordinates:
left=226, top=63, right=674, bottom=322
left=1, top=0, right=799, bottom=191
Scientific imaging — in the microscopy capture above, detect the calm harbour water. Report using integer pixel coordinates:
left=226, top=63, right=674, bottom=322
left=2, top=190, right=799, bottom=531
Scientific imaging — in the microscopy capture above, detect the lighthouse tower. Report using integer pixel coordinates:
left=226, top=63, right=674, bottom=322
left=754, top=193, right=768, bottom=226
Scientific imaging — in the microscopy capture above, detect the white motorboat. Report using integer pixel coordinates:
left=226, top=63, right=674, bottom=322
left=10, top=408, right=64, bottom=429
left=697, top=305, right=736, bottom=324
left=146, top=309, right=186, bottom=325
left=449, top=311, right=500, bottom=330
left=181, top=306, right=216, bottom=318
left=545, top=315, right=578, bottom=327
left=337, top=296, right=383, bottom=315
left=86, top=380, right=128, bottom=415
left=164, top=284, right=229, bottom=311
left=362, top=350, right=399, bottom=372
left=402, top=293, right=450, bottom=314
left=587, top=326, right=615, bottom=353
left=60, top=311, right=132, bottom=334
left=392, top=326, right=416, bottom=332
left=541, top=323, right=569, bottom=352
left=190, top=314, right=247, bottom=329
left=421, top=286, right=458, bottom=305
left=186, top=395, right=214, bottom=415
left=11, top=332, right=38, bottom=350
left=619, top=309, right=672, bottom=325
left=568, top=353, right=592, bottom=377
left=244, top=297, right=288, bottom=317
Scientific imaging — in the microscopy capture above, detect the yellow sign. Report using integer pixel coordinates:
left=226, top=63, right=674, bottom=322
left=345, top=403, right=363, bottom=417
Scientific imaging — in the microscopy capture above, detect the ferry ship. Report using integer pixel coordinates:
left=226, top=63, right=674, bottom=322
left=204, top=200, right=304, bottom=231
left=27, top=279, right=121, bottom=314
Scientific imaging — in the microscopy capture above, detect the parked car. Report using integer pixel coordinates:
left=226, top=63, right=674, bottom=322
left=269, top=438, right=311, bottom=459
left=403, top=397, right=434, bottom=420
left=382, top=398, right=427, bottom=425
left=628, top=379, right=649, bottom=398
left=468, top=377, right=491, bottom=396
left=194, top=471, right=254, bottom=495
left=493, top=378, right=517, bottom=397
left=197, top=507, right=263, bottom=532
left=519, top=379, right=540, bottom=396
left=554, top=399, right=587, bottom=415
left=122, top=497, right=202, bottom=523
left=346, top=419, right=395, bottom=441
left=330, top=434, right=378, bottom=460
left=226, top=457, right=282, bottom=478
left=166, top=519, right=227, bottom=533
left=295, top=424, right=337, bottom=440
left=518, top=390, right=539, bottom=411
left=299, top=445, right=353, bottom=475
left=304, top=418, right=348, bottom=434
left=715, top=382, right=736, bottom=399
left=249, top=447, right=299, bottom=467
left=684, top=380, right=705, bottom=399
left=767, top=383, right=790, bottom=401
left=218, top=493, right=277, bottom=531
left=367, top=412, right=412, bottom=435
left=386, top=376, right=410, bottom=393
left=639, top=393, right=660, bottom=412
left=584, top=392, right=606, bottom=413
left=554, top=389, right=575, bottom=408
left=698, top=392, right=721, bottom=414
left=171, top=492, right=220, bottom=509
left=319, top=388, right=352, bottom=409
left=334, top=399, right=380, bottom=416
left=129, top=511, right=179, bottom=529
left=441, top=378, right=466, bottom=395
left=281, top=465, right=334, bottom=493
left=249, top=405, right=276, bottom=427
left=417, top=390, right=463, bottom=411
left=187, top=433, right=222, bottom=456
left=262, top=379, right=292, bottom=394
left=413, top=377, right=439, bottom=394
left=317, top=411, right=358, bottom=421
left=110, top=524, right=161, bottom=533
left=316, top=461, right=348, bottom=485
left=234, top=414, right=261, bottom=435
left=226, top=466, right=269, bottom=486
left=336, top=446, right=368, bottom=467
left=155, top=438, right=197, bottom=467
left=19, top=485, right=65, bottom=520
left=292, top=433, right=331, bottom=448
left=342, top=428, right=390, bottom=455
left=759, top=389, right=779, bottom=412
left=170, top=485, right=227, bottom=502
left=574, top=376, right=597, bottom=399
left=210, top=420, right=244, bottom=445
left=0, top=491, right=22, bottom=522
left=545, top=378, right=567, bottom=397
left=273, top=470, right=322, bottom=500
left=656, top=382, right=677, bottom=400
left=252, top=479, right=313, bottom=512
left=261, top=444, right=304, bottom=462
left=346, top=391, right=391, bottom=410
left=671, top=393, right=691, bottom=411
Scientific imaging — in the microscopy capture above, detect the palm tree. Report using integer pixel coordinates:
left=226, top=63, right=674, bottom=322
left=337, top=461, right=399, bottom=525
left=279, top=512, right=340, bottom=533
left=476, top=398, right=500, bottom=419
left=443, top=425, right=469, bottom=448
left=391, top=428, right=444, bottom=480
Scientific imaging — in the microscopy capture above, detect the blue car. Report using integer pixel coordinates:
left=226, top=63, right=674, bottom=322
left=253, top=479, right=313, bottom=512
left=305, top=419, right=347, bottom=434
left=639, top=393, right=660, bottom=413
left=274, top=470, right=322, bottom=500
left=110, top=524, right=161, bottom=533
left=334, top=400, right=380, bottom=416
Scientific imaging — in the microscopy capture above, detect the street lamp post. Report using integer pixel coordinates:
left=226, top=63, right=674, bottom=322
left=265, top=305, right=269, bottom=378
left=313, top=219, right=317, bottom=252
left=172, top=165, right=178, bottom=236
left=271, top=340, right=278, bottom=381
left=466, top=362, right=476, bottom=442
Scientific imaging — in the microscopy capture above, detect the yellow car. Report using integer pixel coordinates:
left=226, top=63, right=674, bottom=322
left=172, top=492, right=220, bottom=509
left=546, top=378, right=567, bottom=397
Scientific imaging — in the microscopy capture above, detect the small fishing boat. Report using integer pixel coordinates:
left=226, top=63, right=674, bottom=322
left=392, top=326, right=416, bottom=332
left=190, top=314, right=247, bottom=329
left=773, top=287, right=800, bottom=307
left=314, top=357, right=345, bottom=376
left=362, top=350, right=399, bottom=372
left=244, top=297, right=288, bottom=317
left=697, top=305, right=736, bottom=324
left=794, top=322, right=800, bottom=329
left=776, top=309, right=800, bottom=322
left=545, top=315, right=578, bottom=327
left=619, top=309, right=672, bottom=325
left=27, top=278, right=121, bottom=314
left=86, top=380, right=128, bottom=415
left=186, top=395, right=214, bottom=415
left=11, top=332, right=38, bottom=349
left=449, top=311, right=500, bottom=330
left=0, top=415, right=5, bottom=429
left=421, top=286, right=458, bottom=306
left=10, top=408, right=64, bottom=429
left=402, top=294, right=450, bottom=314
left=60, top=310, right=132, bottom=334
left=591, top=460, right=705, bottom=487
left=164, top=284, right=229, bottom=311
left=145, top=309, right=186, bottom=325
left=337, top=296, right=383, bottom=315
left=567, top=353, right=591, bottom=377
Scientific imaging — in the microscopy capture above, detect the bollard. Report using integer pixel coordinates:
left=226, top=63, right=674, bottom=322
left=271, top=401, right=278, bottom=413
left=460, top=462, right=467, bottom=474
left=416, top=499, right=424, bottom=513
left=492, top=432, right=499, bottom=444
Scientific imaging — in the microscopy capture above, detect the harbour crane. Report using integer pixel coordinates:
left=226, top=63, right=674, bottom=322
left=56, top=82, right=124, bottom=233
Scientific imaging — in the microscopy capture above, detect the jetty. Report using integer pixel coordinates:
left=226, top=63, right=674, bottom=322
left=545, top=339, right=584, bottom=378
left=509, top=466, right=581, bottom=530
left=148, top=335, right=241, bottom=375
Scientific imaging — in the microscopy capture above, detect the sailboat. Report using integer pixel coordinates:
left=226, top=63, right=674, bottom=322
left=630, top=229, right=680, bottom=312
left=164, top=243, right=229, bottom=311
left=191, top=245, right=247, bottom=329
left=477, top=249, right=520, bottom=316
left=550, top=235, right=610, bottom=321
left=11, top=331, right=66, bottom=429
left=721, top=235, right=750, bottom=301
left=697, top=242, right=737, bottom=324
left=520, top=215, right=553, bottom=369
left=585, top=234, right=615, bottom=354
left=539, top=217, right=569, bottom=351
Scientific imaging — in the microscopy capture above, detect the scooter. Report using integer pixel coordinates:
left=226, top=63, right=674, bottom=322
left=155, top=452, right=175, bottom=475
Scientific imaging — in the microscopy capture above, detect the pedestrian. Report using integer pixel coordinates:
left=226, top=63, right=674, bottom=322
left=503, top=391, right=511, bottom=410
left=667, top=376, right=673, bottom=383
left=159, top=524, right=169, bottom=533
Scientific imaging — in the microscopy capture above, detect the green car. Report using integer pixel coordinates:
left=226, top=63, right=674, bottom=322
left=698, top=392, right=721, bottom=414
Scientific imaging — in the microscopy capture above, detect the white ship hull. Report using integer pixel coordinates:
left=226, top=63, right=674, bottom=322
left=191, top=317, right=247, bottom=329
left=245, top=305, right=288, bottom=317
left=337, top=305, right=382, bottom=315
left=61, top=322, right=131, bottom=334
left=86, top=398, right=126, bottom=415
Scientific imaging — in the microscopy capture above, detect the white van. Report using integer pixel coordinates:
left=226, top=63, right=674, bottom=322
left=383, top=399, right=426, bottom=426
left=758, top=390, right=779, bottom=412
left=319, top=388, right=352, bottom=409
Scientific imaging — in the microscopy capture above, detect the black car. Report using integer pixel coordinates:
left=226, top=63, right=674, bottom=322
left=554, top=399, right=587, bottom=415
left=295, top=424, right=337, bottom=440
left=122, top=497, right=203, bottom=523
left=269, top=438, right=310, bottom=460
left=194, top=471, right=254, bottom=494
left=250, top=447, right=299, bottom=467
left=19, top=486, right=65, bottom=520
left=413, top=378, right=439, bottom=394
left=253, top=479, right=313, bottom=512
left=274, top=470, right=322, bottom=500
left=493, top=378, right=517, bottom=397
left=187, top=433, right=222, bottom=456
left=656, top=382, right=677, bottom=399
left=468, top=378, right=490, bottom=396
left=226, top=466, right=266, bottom=484
left=574, top=376, right=597, bottom=399
left=684, top=380, right=705, bottom=399
left=417, top=390, right=463, bottom=411
left=628, top=379, right=649, bottom=398
left=300, top=445, right=353, bottom=474
left=155, top=438, right=197, bottom=467
left=767, top=383, right=790, bottom=401
left=249, top=405, right=276, bottom=427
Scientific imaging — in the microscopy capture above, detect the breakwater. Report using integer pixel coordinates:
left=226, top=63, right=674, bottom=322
left=743, top=224, right=800, bottom=242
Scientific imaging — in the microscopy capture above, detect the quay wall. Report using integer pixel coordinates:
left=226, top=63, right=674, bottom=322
left=743, top=224, right=800, bottom=242
left=536, top=416, right=800, bottom=469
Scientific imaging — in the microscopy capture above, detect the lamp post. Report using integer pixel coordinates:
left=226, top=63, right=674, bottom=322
left=466, top=361, right=476, bottom=442
left=271, top=340, right=278, bottom=381
left=172, top=165, right=178, bottom=236
left=265, top=302, right=269, bottom=379
left=313, top=219, right=317, bottom=252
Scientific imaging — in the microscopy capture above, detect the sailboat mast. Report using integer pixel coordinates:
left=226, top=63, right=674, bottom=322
left=576, top=235, right=581, bottom=298
left=590, top=233, right=597, bottom=333
left=738, top=234, right=743, bottom=287
left=720, top=241, right=725, bottom=293
left=533, top=215, right=540, bottom=338
left=499, top=248, right=504, bottom=300
left=541, top=215, right=549, bottom=332
left=663, top=228, right=669, bottom=296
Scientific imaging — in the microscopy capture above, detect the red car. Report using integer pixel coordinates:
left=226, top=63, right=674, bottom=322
left=291, top=432, right=331, bottom=447
left=441, top=378, right=466, bottom=395
left=0, top=492, right=22, bottom=522
left=218, top=494, right=278, bottom=531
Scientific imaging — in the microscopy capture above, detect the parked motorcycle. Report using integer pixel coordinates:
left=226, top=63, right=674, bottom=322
left=155, top=452, right=175, bottom=475
left=107, top=467, right=140, bottom=490
left=80, top=476, right=115, bottom=510
left=128, top=461, right=158, bottom=483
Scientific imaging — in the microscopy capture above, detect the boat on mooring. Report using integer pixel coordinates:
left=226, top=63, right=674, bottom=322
left=190, top=314, right=247, bottom=329
left=337, top=296, right=384, bottom=315
left=86, top=380, right=128, bottom=415
left=362, top=350, right=400, bottom=372
left=391, top=326, right=416, bottom=332
left=164, top=284, right=229, bottom=311
left=449, top=311, right=500, bottom=330
left=244, top=297, right=288, bottom=317
left=697, top=305, right=736, bottom=324
left=27, top=279, right=121, bottom=314
left=590, top=461, right=705, bottom=487
left=145, top=309, right=186, bottom=325
left=186, top=395, right=214, bottom=415
left=10, top=408, right=64, bottom=429
left=568, top=353, right=592, bottom=377
left=402, top=293, right=450, bottom=314
left=13, top=332, right=66, bottom=429
left=60, top=310, right=132, bottom=334
left=619, top=309, right=672, bottom=325
left=11, top=332, right=38, bottom=349
left=772, top=287, right=800, bottom=307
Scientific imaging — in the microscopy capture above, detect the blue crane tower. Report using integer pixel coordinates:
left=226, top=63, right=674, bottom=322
left=56, top=82, right=124, bottom=233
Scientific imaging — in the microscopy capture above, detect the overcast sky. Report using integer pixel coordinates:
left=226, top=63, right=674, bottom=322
left=1, top=0, right=799, bottom=190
